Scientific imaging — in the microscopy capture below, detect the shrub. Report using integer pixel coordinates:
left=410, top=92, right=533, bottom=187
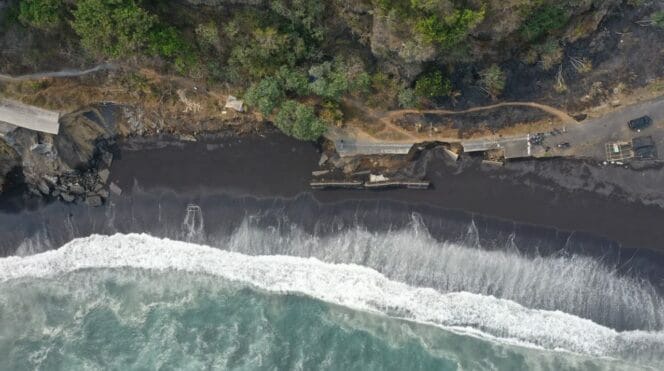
left=397, top=87, right=417, bottom=108
left=72, top=0, right=155, bottom=58
left=349, top=72, right=372, bottom=96
left=653, top=11, right=664, bottom=29
left=319, top=101, right=343, bottom=126
left=244, top=76, right=285, bottom=116
left=274, top=100, right=326, bottom=141
left=414, top=71, right=451, bottom=98
left=535, top=39, right=564, bottom=71
left=479, top=64, right=506, bottom=100
left=18, top=0, right=64, bottom=29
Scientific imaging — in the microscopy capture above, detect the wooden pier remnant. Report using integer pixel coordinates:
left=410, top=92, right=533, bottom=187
left=310, top=181, right=364, bottom=190
left=363, top=180, right=430, bottom=190
left=311, top=179, right=430, bottom=190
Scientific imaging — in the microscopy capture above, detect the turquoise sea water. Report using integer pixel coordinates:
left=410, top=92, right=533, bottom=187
left=0, top=234, right=660, bottom=370
left=0, top=273, right=648, bottom=370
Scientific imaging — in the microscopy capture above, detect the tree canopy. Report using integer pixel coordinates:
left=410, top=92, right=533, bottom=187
left=72, top=0, right=155, bottom=58
left=18, top=0, right=64, bottom=29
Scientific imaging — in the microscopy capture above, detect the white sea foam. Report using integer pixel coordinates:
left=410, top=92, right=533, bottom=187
left=0, top=233, right=662, bottom=365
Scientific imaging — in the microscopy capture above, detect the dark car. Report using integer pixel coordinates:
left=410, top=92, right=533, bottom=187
left=628, top=116, right=652, bottom=131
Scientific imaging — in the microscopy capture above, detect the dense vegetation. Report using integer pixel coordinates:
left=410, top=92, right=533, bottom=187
left=6, top=0, right=641, bottom=141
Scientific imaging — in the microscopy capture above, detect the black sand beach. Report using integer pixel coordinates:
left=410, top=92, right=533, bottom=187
left=108, top=134, right=664, bottom=252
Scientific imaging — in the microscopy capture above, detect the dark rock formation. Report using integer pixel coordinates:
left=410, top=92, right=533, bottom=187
left=1, top=103, right=131, bottom=205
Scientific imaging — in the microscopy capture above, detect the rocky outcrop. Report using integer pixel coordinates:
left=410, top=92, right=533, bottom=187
left=2, top=103, right=128, bottom=205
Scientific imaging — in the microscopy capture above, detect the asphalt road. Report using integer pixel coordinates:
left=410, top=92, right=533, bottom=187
left=0, top=98, right=60, bottom=135
left=542, top=96, right=664, bottom=160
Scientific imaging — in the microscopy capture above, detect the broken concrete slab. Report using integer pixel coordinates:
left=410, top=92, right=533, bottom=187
left=224, top=96, right=244, bottom=112
left=98, top=169, right=110, bottom=183
left=109, top=182, right=122, bottom=196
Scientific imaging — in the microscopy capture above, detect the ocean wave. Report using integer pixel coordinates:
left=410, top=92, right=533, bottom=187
left=226, top=214, right=664, bottom=332
left=0, top=233, right=662, bottom=367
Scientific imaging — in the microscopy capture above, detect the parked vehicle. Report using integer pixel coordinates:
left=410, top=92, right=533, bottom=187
left=628, top=116, right=652, bottom=131
left=556, top=142, right=571, bottom=149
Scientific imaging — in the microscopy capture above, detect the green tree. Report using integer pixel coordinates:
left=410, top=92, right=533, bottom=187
left=414, top=71, right=451, bottom=98
left=398, top=87, right=417, bottom=108
left=276, top=66, right=310, bottom=96
left=479, top=64, right=506, bottom=100
left=269, top=0, right=327, bottom=42
left=72, top=0, right=155, bottom=58
left=244, top=77, right=285, bottom=116
left=195, top=21, right=220, bottom=49
left=18, top=0, right=64, bottom=30
left=520, top=5, right=569, bottom=41
left=147, top=25, right=197, bottom=75
left=274, top=100, right=326, bottom=141
left=228, top=27, right=306, bottom=81
left=308, top=62, right=350, bottom=101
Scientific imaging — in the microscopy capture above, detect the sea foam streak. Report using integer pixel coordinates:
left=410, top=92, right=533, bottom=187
left=0, top=233, right=662, bottom=365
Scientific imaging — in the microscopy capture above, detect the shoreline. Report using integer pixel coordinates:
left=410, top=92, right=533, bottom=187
left=1, top=134, right=664, bottom=287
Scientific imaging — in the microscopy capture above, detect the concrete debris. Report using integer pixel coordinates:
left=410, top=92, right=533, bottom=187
left=225, top=96, right=244, bottom=112
left=312, top=170, right=330, bottom=177
left=369, top=174, right=389, bottom=182
left=109, top=182, right=122, bottom=196
left=318, top=153, right=328, bottom=166
left=98, top=169, right=110, bottom=184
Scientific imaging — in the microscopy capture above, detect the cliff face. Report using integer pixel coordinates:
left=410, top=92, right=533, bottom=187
left=0, top=137, right=19, bottom=192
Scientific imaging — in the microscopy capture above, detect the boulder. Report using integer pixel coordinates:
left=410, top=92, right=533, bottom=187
left=68, top=183, right=85, bottom=194
left=37, top=180, right=50, bottom=195
left=61, top=193, right=75, bottom=203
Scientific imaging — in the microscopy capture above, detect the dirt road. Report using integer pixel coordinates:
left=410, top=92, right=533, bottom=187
left=0, top=63, right=116, bottom=82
